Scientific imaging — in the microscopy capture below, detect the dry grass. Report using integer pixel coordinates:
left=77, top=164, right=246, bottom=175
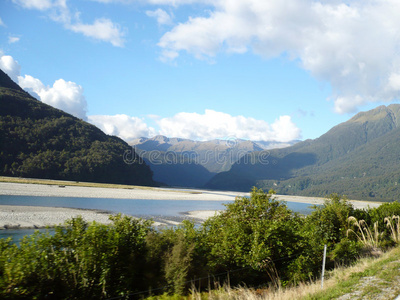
left=188, top=281, right=331, bottom=300
left=347, top=216, right=382, bottom=249
left=185, top=246, right=400, bottom=300
left=385, top=215, right=400, bottom=244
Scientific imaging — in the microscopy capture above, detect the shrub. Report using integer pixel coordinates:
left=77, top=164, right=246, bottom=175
left=0, top=215, right=153, bottom=299
left=201, top=187, right=304, bottom=285
left=368, top=201, right=400, bottom=232
left=331, top=238, right=363, bottom=266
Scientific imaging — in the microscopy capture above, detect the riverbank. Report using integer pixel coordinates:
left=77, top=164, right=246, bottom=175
left=0, top=181, right=247, bottom=201
left=0, top=181, right=382, bottom=208
left=0, top=204, right=203, bottom=229
left=0, top=180, right=382, bottom=229
left=0, top=205, right=113, bottom=229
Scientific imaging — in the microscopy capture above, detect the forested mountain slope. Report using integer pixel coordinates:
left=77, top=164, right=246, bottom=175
left=0, top=70, right=155, bottom=186
left=206, top=105, right=400, bottom=201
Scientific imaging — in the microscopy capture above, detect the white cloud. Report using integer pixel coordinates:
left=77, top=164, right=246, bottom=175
left=146, top=8, right=173, bottom=25
left=90, top=0, right=207, bottom=4
left=386, top=73, right=400, bottom=93
left=1, top=54, right=88, bottom=119
left=12, top=0, right=53, bottom=11
left=157, top=109, right=301, bottom=142
left=8, top=36, right=20, bottom=44
left=87, top=110, right=301, bottom=142
left=0, top=17, right=5, bottom=27
left=68, top=18, right=125, bottom=47
left=88, top=114, right=156, bottom=140
left=0, top=55, right=21, bottom=82
left=13, top=0, right=126, bottom=47
left=157, top=0, right=400, bottom=113
left=16, top=74, right=43, bottom=98
left=334, top=95, right=367, bottom=114
left=18, top=75, right=88, bottom=120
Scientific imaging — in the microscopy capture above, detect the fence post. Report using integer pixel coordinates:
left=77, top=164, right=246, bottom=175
left=321, top=244, right=327, bottom=289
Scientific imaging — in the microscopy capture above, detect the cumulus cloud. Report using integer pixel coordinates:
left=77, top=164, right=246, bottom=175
left=0, top=54, right=88, bottom=119
left=0, top=55, right=21, bottom=82
left=16, top=74, right=43, bottom=98
left=88, top=114, right=156, bottom=140
left=157, top=109, right=301, bottom=142
left=156, top=0, right=400, bottom=113
left=12, top=0, right=126, bottom=47
left=87, top=110, right=301, bottom=142
left=146, top=8, right=173, bottom=25
left=18, top=75, right=88, bottom=120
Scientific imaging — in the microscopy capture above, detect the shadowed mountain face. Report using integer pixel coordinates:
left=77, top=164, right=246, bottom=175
left=0, top=70, right=156, bottom=186
left=130, top=136, right=298, bottom=187
left=206, top=105, right=400, bottom=201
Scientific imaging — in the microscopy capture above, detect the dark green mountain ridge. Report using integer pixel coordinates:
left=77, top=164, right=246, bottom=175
left=0, top=69, right=155, bottom=186
left=206, top=105, right=400, bottom=201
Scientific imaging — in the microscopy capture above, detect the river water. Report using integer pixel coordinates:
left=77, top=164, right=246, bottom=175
left=0, top=195, right=317, bottom=242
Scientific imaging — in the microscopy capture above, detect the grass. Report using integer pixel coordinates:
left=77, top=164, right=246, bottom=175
left=347, top=216, right=382, bottom=249
left=303, top=245, right=400, bottom=300
left=385, top=215, right=400, bottom=244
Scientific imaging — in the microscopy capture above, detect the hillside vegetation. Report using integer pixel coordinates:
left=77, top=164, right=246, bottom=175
left=206, top=105, right=400, bottom=201
left=0, top=70, right=155, bottom=186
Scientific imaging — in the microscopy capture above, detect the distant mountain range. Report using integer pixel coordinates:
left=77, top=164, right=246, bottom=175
left=0, top=69, right=156, bottom=186
left=129, top=136, right=298, bottom=187
left=206, top=104, right=400, bottom=201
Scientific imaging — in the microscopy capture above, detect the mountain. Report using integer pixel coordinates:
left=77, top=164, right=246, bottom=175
left=206, top=105, right=400, bottom=201
left=129, top=135, right=297, bottom=187
left=0, top=70, right=156, bottom=186
left=128, top=135, right=189, bottom=152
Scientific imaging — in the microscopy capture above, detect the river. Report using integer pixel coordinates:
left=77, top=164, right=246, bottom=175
left=0, top=194, right=317, bottom=242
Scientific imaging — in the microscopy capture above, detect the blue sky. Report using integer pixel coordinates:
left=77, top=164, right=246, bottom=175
left=1, top=0, right=399, bottom=142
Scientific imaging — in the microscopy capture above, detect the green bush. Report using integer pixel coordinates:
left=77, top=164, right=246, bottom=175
left=304, top=194, right=355, bottom=248
left=201, top=187, right=304, bottom=285
left=331, top=238, right=363, bottom=266
left=368, top=201, right=400, bottom=230
left=0, top=215, right=153, bottom=299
